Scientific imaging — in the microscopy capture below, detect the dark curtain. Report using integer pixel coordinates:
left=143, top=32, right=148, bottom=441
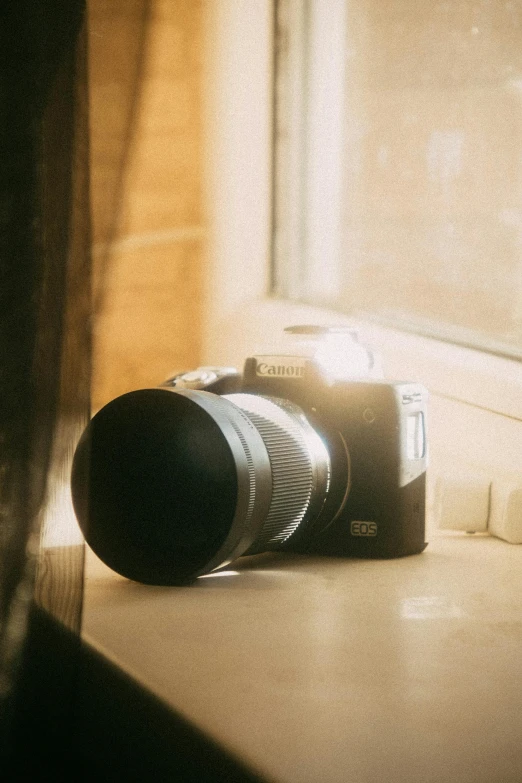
left=0, top=0, right=151, bottom=774
left=0, top=0, right=90, bottom=772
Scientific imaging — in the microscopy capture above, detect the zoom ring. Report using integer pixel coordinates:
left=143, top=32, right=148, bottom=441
left=226, top=395, right=315, bottom=548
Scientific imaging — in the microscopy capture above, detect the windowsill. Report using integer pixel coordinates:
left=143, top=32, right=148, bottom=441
left=81, top=533, right=522, bottom=782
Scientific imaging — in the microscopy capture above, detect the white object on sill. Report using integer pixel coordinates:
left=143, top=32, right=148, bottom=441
left=489, top=476, right=522, bottom=544
left=434, top=471, right=490, bottom=534
left=434, top=470, right=522, bottom=543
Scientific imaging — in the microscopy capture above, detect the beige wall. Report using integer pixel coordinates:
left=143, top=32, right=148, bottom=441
left=89, top=0, right=204, bottom=409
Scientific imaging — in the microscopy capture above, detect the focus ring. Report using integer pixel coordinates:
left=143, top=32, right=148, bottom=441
left=225, top=394, right=315, bottom=547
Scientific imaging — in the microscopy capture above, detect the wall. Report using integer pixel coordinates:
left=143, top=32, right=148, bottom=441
left=89, top=0, right=204, bottom=410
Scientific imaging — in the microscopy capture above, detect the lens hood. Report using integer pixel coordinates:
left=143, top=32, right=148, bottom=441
left=71, top=388, right=273, bottom=584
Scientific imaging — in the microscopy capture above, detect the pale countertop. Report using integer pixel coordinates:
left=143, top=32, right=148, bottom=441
left=83, top=533, right=522, bottom=783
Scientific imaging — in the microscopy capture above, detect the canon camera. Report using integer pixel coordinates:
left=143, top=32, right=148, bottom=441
left=71, top=326, right=428, bottom=584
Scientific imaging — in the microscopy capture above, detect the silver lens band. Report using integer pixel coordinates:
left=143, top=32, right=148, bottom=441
left=225, top=394, right=331, bottom=550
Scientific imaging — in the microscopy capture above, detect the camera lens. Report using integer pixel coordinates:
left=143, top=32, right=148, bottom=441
left=71, top=388, right=331, bottom=584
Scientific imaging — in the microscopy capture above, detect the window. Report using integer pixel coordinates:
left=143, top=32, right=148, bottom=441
left=203, top=0, right=522, bottom=515
left=273, top=0, right=522, bottom=361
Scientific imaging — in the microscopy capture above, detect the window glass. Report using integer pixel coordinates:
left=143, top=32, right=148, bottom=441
left=273, top=0, right=522, bottom=359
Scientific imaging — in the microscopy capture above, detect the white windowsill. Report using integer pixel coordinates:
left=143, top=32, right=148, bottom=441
left=82, top=532, right=522, bottom=782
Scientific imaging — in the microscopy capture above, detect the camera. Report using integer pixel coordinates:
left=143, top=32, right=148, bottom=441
left=71, top=326, right=428, bottom=584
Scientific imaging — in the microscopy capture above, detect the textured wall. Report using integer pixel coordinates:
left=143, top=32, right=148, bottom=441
left=89, top=0, right=204, bottom=409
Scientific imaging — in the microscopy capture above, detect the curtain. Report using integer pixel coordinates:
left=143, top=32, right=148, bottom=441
left=0, top=0, right=90, bottom=769
left=0, top=0, right=151, bottom=771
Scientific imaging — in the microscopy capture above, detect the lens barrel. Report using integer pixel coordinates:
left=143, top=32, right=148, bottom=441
left=226, top=394, right=330, bottom=552
left=72, top=388, right=330, bottom=584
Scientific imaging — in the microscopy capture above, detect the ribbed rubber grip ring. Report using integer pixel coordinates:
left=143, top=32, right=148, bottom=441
left=225, top=394, right=330, bottom=547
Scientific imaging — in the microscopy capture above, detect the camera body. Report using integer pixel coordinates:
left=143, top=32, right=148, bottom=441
left=167, top=351, right=428, bottom=560
left=72, top=326, right=428, bottom=585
